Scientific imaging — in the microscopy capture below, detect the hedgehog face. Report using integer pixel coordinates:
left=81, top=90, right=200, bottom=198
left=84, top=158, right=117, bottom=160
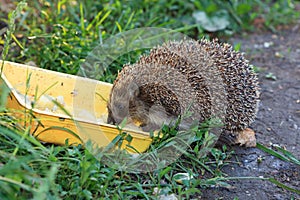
left=107, top=100, right=128, bottom=124
left=107, top=81, right=139, bottom=125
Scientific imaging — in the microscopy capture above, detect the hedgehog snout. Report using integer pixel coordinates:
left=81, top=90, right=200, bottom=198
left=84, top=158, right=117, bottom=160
left=109, top=102, right=130, bottom=124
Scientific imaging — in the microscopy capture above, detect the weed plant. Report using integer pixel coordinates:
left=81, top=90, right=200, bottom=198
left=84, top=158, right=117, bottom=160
left=0, top=0, right=299, bottom=81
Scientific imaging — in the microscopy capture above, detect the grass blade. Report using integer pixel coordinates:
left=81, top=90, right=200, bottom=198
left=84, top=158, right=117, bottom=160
left=1, top=0, right=27, bottom=74
left=257, top=143, right=300, bottom=166
left=267, top=177, right=300, bottom=195
left=0, top=176, right=35, bottom=192
left=35, top=126, right=83, bottom=143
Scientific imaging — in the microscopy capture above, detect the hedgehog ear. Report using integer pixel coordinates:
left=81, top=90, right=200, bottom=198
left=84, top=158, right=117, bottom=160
left=128, top=82, right=139, bottom=97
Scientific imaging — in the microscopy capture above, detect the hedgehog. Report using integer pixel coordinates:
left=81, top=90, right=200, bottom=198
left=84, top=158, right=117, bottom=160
left=107, top=39, right=260, bottom=144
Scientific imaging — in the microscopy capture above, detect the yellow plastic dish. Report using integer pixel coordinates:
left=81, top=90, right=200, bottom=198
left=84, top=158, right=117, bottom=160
left=0, top=60, right=152, bottom=153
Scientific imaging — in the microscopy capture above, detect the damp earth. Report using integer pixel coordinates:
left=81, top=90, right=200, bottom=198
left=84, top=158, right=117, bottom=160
left=201, top=23, right=300, bottom=200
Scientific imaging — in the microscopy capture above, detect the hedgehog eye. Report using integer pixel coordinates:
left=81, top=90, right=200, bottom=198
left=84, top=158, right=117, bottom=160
left=116, top=103, right=124, bottom=110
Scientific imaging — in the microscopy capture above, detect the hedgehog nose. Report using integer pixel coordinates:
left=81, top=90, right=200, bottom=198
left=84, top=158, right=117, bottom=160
left=107, top=114, right=116, bottom=124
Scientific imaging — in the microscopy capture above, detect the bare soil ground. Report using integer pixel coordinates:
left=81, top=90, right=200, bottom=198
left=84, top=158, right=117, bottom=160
left=201, top=23, right=300, bottom=200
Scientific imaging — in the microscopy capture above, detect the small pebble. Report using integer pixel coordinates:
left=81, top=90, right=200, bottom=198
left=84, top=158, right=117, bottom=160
left=275, top=52, right=284, bottom=58
left=264, top=41, right=274, bottom=48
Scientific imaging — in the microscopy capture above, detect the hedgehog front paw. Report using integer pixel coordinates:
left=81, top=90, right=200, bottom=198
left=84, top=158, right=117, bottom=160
left=141, top=123, right=161, bottom=132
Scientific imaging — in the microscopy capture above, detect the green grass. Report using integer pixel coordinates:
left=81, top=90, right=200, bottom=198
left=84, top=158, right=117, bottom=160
left=0, top=0, right=300, bottom=199
left=0, top=122, right=231, bottom=199
left=0, top=0, right=299, bottom=82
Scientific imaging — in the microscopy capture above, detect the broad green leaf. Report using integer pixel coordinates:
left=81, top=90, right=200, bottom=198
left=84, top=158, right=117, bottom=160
left=193, top=10, right=230, bottom=32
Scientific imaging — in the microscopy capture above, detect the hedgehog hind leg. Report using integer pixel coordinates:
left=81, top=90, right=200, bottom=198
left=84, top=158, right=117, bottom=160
left=216, top=128, right=256, bottom=147
left=216, top=130, right=238, bottom=146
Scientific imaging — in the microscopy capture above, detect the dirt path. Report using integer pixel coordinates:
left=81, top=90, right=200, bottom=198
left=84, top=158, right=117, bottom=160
left=201, top=24, right=300, bottom=199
